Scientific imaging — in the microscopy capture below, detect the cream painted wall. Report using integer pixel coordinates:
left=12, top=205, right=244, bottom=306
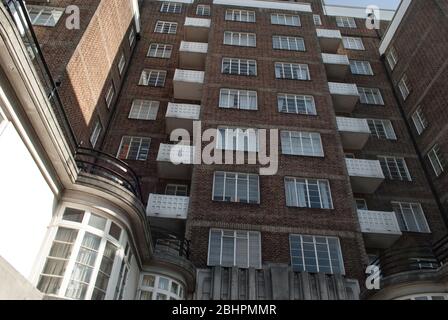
left=0, top=120, right=55, bottom=280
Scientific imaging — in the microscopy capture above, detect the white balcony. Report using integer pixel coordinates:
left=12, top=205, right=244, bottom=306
left=166, top=102, right=201, bottom=134
left=184, top=17, right=211, bottom=42
left=316, top=28, right=342, bottom=53
left=322, top=53, right=350, bottom=79
left=337, top=117, right=371, bottom=150
left=328, top=82, right=359, bottom=113
left=157, top=143, right=194, bottom=179
left=147, top=194, right=189, bottom=235
left=346, top=158, right=385, bottom=194
left=358, top=210, right=402, bottom=248
left=173, top=69, right=204, bottom=101
left=179, top=41, right=208, bottom=70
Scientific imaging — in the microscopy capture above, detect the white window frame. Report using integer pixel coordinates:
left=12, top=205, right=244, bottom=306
left=128, top=100, right=160, bottom=121
left=212, top=171, right=260, bottom=204
left=378, top=156, right=412, bottom=181
left=281, top=131, right=324, bottom=157
left=27, top=5, right=64, bottom=27
left=397, top=294, right=448, bottom=301
left=398, top=75, right=411, bottom=100
left=160, top=2, right=182, bottom=14
left=336, top=16, right=357, bottom=28
left=313, top=14, right=322, bottom=26
left=411, top=107, right=428, bottom=135
left=350, top=60, right=373, bottom=75
left=358, top=87, right=384, bottom=105
left=223, top=31, right=256, bottom=47
left=105, top=83, right=115, bottom=108
left=392, top=202, right=431, bottom=233
left=272, top=35, right=305, bottom=52
left=225, top=9, right=255, bottom=23
left=367, top=119, right=397, bottom=140
left=147, top=43, right=173, bottom=59
left=36, top=207, right=129, bottom=300
left=271, top=13, right=301, bottom=27
left=139, top=69, right=167, bottom=87
left=221, top=58, right=257, bottom=76
left=128, top=27, right=135, bottom=47
left=118, top=52, right=126, bottom=75
left=219, top=88, right=258, bottom=110
left=117, top=136, right=151, bottom=161
left=386, top=46, right=398, bottom=70
left=289, top=234, right=345, bottom=274
left=217, top=127, right=259, bottom=153
left=207, top=229, right=262, bottom=269
left=154, top=21, right=178, bottom=34
left=196, top=5, right=211, bottom=16
left=275, top=62, right=310, bottom=81
left=284, top=177, right=334, bottom=209
left=139, top=273, right=185, bottom=300
left=427, top=145, right=445, bottom=177
left=90, top=118, right=102, bottom=148
left=342, top=37, right=365, bottom=50
left=277, top=94, right=316, bottom=115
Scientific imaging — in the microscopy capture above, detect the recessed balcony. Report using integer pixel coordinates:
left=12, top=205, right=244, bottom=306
left=184, top=17, right=211, bottom=42
left=358, top=210, right=402, bottom=248
left=166, top=102, right=201, bottom=134
left=179, top=41, right=208, bottom=70
left=157, top=143, right=194, bottom=180
left=336, top=117, right=371, bottom=150
left=316, top=28, right=342, bottom=53
left=322, top=53, right=350, bottom=79
left=328, top=82, right=359, bottom=113
left=346, top=158, right=385, bottom=194
left=173, top=69, right=204, bottom=101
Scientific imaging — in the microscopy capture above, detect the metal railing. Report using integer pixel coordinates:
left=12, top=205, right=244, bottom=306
left=357, top=210, right=401, bottom=234
left=372, top=246, right=440, bottom=278
left=75, top=147, right=142, bottom=200
left=155, top=238, right=191, bottom=259
left=433, top=234, right=448, bottom=264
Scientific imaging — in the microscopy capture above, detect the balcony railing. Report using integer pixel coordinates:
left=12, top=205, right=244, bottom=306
left=322, top=53, right=349, bottom=65
left=433, top=234, right=448, bottom=264
left=329, top=82, right=360, bottom=113
left=179, top=41, right=208, bottom=70
left=346, top=158, right=385, bottom=193
left=157, top=144, right=194, bottom=164
left=173, top=69, right=205, bottom=101
left=166, top=103, right=201, bottom=134
left=147, top=194, right=189, bottom=219
left=329, top=82, right=359, bottom=96
left=75, top=147, right=142, bottom=200
left=337, top=117, right=370, bottom=133
left=316, top=28, right=342, bottom=53
left=180, top=41, right=208, bottom=53
left=185, top=17, right=211, bottom=28
left=358, top=209, right=402, bottom=248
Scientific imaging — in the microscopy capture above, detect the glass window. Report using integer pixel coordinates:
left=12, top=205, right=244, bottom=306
left=27, top=6, right=64, bottom=27
left=109, top=222, right=122, bottom=241
left=272, top=36, right=305, bottom=51
left=411, top=107, right=428, bottom=135
left=139, top=69, right=166, bottom=87
left=290, top=234, right=345, bottom=274
left=165, top=184, right=188, bottom=196
left=398, top=75, right=411, bottom=100
left=90, top=118, right=102, bottom=148
left=223, top=31, right=256, bottom=47
left=118, top=52, right=126, bottom=75
left=219, top=89, right=257, bottom=110
left=336, top=16, right=356, bottom=28
left=208, top=229, right=261, bottom=269
left=139, top=273, right=185, bottom=300
left=367, top=119, right=396, bottom=140
left=154, top=21, right=178, bottom=34
left=160, top=2, right=182, bottom=14
left=313, top=15, right=322, bottom=26
left=88, top=214, right=107, bottom=231
left=392, top=202, right=430, bottom=233
left=386, top=46, right=398, bottom=70
left=217, top=127, right=258, bottom=153
left=271, top=14, right=300, bottom=26
left=350, top=60, right=373, bottom=75
left=427, top=144, right=446, bottom=177
left=358, top=87, right=384, bottom=105
left=277, top=94, right=316, bottom=115
left=275, top=63, right=310, bottom=80
left=196, top=5, right=210, bottom=16
left=117, top=136, right=151, bottom=161
left=225, top=9, right=255, bottom=23
left=281, top=131, right=324, bottom=157
left=62, top=208, right=85, bottom=223
left=222, top=58, right=257, bottom=76
left=129, top=27, right=135, bottom=47
left=285, top=177, right=333, bottom=209
left=213, top=172, right=260, bottom=204
left=147, top=43, right=173, bottom=59
left=342, top=37, right=364, bottom=50
left=105, top=83, right=115, bottom=108
left=128, top=100, right=159, bottom=120
left=378, top=156, right=411, bottom=181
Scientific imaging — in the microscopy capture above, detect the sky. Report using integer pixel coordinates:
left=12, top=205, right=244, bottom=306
left=324, top=0, right=401, bottom=10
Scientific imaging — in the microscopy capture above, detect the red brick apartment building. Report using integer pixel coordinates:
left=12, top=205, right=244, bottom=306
left=0, top=0, right=447, bottom=300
